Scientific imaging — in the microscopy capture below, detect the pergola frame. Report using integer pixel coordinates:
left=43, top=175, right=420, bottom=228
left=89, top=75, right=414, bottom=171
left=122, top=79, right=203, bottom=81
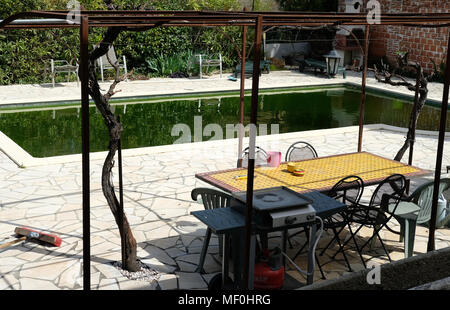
left=1, top=9, right=450, bottom=290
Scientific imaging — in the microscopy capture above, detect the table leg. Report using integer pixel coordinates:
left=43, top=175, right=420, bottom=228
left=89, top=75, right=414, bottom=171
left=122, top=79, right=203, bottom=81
left=222, top=233, right=230, bottom=288
left=282, top=229, right=288, bottom=267
left=307, top=222, right=317, bottom=285
left=231, top=229, right=243, bottom=288
left=260, top=232, right=268, bottom=250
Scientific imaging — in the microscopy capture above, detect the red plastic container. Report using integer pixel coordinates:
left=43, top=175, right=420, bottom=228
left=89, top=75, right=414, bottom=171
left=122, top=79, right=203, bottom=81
left=253, top=248, right=284, bottom=290
left=254, top=261, right=285, bottom=290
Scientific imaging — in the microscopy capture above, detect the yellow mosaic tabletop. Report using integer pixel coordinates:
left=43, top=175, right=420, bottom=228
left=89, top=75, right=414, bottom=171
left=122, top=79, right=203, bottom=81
left=195, top=152, right=432, bottom=194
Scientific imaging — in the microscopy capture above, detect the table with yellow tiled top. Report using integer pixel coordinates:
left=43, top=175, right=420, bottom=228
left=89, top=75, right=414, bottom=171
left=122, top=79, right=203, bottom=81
left=195, top=152, right=432, bottom=194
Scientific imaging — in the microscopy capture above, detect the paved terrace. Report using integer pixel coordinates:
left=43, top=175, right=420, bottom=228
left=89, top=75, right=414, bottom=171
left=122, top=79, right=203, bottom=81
left=0, top=70, right=449, bottom=290
left=0, top=69, right=446, bottom=106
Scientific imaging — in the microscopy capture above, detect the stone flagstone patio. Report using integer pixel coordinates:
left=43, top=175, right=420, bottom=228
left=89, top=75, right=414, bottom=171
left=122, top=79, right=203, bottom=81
left=1, top=123, right=450, bottom=290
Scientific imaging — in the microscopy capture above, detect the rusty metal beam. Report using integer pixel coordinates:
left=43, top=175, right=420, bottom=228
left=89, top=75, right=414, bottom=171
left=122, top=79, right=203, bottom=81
left=243, top=14, right=263, bottom=290
left=0, top=11, right=71, bottom=29
left=5, top=21, right=450, bottom=30
left=358, top=25, right=370, bottom=153
left=80, top=15, right=91, bottom=291
left=428, top=33, right=450, bottom=252
left=237, top=8, right=248, bottom=169
left=3, top=11, right=450, bottom=30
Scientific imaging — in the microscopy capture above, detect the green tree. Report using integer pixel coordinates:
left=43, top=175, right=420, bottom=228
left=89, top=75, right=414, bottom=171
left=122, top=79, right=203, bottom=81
left=0, top=0, right=252, bottom=84
left=277, top=0, right=338, bottom=11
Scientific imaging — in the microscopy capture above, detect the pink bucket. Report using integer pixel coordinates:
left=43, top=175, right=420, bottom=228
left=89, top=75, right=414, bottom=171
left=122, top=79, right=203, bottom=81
left=267, top=151, right=282, bottom=167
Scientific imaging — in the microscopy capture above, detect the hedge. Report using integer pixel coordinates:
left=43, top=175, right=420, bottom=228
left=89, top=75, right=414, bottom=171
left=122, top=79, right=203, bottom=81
left=0, top=0, right=254, bottom=84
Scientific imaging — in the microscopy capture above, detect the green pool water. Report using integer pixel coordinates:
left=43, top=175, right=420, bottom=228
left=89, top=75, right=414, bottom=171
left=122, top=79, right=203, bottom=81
left=0, top=86, right=446, bottom=158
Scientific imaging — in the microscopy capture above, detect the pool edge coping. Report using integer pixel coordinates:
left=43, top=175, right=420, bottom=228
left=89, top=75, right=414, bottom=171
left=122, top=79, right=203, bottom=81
left=0, top=83, right=346, bottom=110
left=0, top=79, right=443, bottom=110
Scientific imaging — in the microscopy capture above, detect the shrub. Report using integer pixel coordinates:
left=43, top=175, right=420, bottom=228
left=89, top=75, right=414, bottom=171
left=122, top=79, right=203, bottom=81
left=0, top=0, right=250, bottom=84
left=146, top=51, right=193, bottom=77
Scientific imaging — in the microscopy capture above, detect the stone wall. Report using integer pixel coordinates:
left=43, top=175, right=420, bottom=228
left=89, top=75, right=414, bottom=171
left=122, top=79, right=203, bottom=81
left=299, top=246, right=450, bottom=290
left=338, top=0, right=450, bottom=72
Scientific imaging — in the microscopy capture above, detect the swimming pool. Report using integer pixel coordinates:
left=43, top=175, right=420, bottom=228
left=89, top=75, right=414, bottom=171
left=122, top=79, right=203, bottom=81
left=0, top=86, right=446, bottom=158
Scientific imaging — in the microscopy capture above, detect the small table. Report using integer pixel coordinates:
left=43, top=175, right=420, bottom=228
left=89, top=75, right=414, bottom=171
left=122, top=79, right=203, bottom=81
left=191, top=190, right=346, bottom=288
left=299, top=58, right=346, bottom=79
left=196, top=152, right=431, bottom=195
left=193, top=151, right=431, bottom=288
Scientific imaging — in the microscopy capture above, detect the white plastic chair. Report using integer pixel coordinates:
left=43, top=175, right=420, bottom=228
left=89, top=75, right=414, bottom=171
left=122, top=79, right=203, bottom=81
left=50, top=59, right=79, bottom=87
left=95, top=45, right=128, bottom=82
left=188, top=53, right=222, bottom=79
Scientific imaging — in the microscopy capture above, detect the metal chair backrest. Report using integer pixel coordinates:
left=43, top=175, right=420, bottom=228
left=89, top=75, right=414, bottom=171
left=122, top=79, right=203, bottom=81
left=369, top=174, right=406, bottom=207
left=327, top=175, right=364, bottom=206
left=352, top=174, right=406, bottom=225
left=191, top=188, right=232, bottom=211
left=101, top=46, right=118, bottom=68
left=92, top=44, right=118, bottom=68
left=285, top=141, right=318, bottom=162
left=408, top=178, right=450, bottom=224
left=239, top=146, right=268, bottom=168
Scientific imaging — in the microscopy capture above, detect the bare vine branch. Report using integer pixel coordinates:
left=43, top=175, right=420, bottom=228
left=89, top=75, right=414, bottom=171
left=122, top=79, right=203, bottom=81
left=370, top=52, right=439, bottom=162
left=103, top=52, right=134, bottom=101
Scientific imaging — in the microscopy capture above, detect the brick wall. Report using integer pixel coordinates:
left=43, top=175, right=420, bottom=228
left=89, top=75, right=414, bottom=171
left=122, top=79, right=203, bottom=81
left=339, top=0, right=450, bottom=72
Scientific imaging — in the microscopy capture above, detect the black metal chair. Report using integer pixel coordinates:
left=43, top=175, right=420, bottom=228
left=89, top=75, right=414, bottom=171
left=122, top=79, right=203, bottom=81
left=191, top=188, right=232, bottom=273
left=285, top=141, right=318, bottom=162
left=317, top=175, right=365, bottom=273
left=237, top=146, right=268, bottom=168
left=331, top=174, right=407, bottom=268
left=289, top=175, right=364, bottom=279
